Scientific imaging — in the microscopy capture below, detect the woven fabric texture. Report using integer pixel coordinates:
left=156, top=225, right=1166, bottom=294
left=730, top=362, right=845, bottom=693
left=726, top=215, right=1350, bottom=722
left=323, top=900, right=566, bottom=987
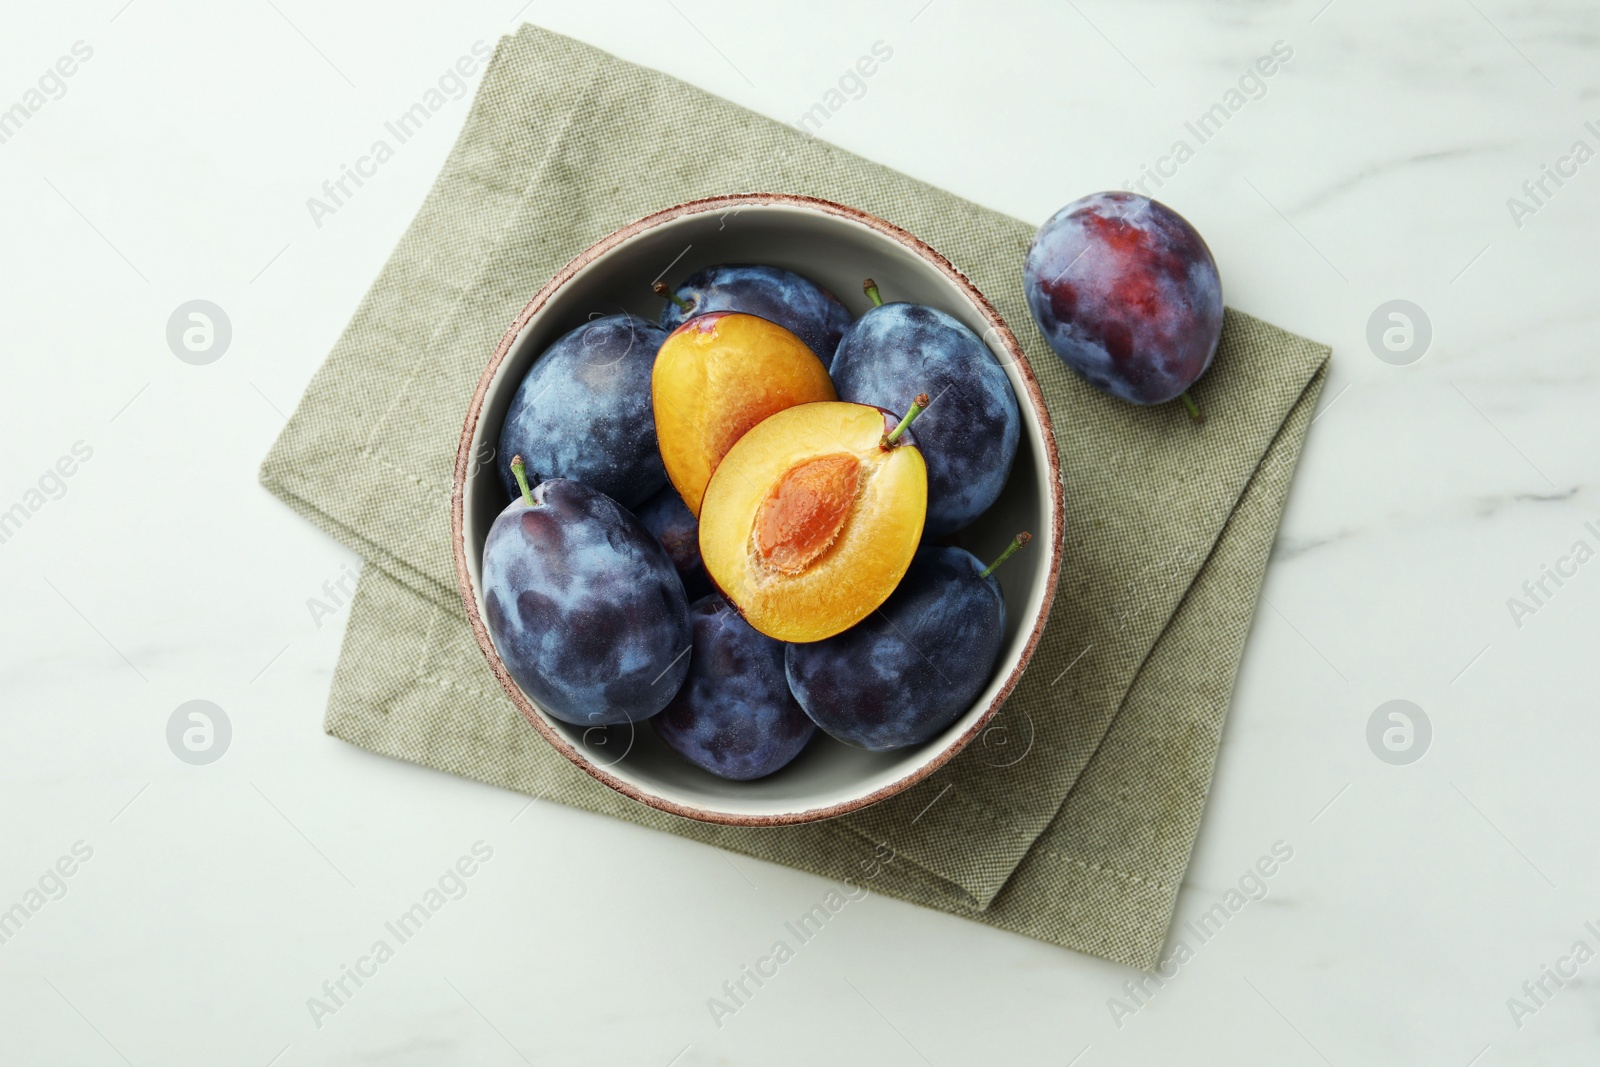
left=259, top=24, right=1329, bottom=969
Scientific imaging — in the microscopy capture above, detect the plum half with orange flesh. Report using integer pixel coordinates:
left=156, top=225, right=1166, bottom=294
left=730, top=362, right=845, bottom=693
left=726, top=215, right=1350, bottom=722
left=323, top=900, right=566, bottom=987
left=699, top=397, right=930, bottom=643
left=651, top=312, right=836, bottom=517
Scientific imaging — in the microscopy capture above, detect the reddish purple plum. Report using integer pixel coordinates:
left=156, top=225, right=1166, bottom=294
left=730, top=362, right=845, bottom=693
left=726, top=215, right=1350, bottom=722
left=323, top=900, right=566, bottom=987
left=655, top=264, right=853, bottom=368
left=654, top=596, right=815, bottom=780
left=785, top=537, right=1029, bottom=752
left=482, top=461, right=690, bottom=726
left=1024, top=192, right=1223, bottom=407
left=635, top=485, right=711, bottom=601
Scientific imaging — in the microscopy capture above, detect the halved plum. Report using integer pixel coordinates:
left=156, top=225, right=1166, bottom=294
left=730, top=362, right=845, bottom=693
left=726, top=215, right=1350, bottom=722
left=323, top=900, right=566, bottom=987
left=698, top=400, right=928, bottom=643
left=651, top=312, right=835, bottom=517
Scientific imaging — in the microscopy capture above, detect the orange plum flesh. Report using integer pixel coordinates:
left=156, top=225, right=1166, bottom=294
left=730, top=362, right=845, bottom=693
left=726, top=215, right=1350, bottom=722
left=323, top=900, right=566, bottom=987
left=651, top=312, right=835, bottom=517
left=699, top=401, right=927, bottom=643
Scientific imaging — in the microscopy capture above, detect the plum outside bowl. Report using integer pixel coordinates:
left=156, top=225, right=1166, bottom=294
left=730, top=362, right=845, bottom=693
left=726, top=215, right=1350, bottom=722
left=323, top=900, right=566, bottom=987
left=453, top=193, right=1063, bottom=826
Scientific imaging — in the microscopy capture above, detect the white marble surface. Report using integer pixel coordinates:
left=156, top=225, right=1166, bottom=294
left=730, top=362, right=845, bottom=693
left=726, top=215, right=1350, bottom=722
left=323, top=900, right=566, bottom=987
left=2, top=0, right=1596, bottom=1063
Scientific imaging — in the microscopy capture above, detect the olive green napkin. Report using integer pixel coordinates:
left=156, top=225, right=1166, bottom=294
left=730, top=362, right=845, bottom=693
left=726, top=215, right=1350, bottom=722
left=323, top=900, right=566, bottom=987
left=260, top=23, right=1328, bottom=969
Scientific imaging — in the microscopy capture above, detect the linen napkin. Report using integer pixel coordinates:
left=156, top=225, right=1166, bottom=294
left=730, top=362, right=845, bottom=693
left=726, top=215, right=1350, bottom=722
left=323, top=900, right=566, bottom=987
left=260, top=23, right=1329, bottom=969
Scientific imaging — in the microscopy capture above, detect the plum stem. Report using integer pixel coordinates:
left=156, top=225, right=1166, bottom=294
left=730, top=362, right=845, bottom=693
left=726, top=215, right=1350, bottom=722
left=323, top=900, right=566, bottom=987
left=652, top=281, right=695, bottom=314
left=981, top=532, right=1032, bottom=578
left=863, top=278, right=884, bottom=307
left=882, top=392, right=931, bottom=448
left=509, top=455, right=536, bottom=507
left=1179, top=392, right=1205, bottom=424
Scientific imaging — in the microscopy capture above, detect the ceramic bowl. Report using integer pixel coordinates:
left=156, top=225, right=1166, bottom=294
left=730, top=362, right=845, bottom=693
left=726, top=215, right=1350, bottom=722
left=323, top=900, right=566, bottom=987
left=453, top=193, right=1062, bottom=825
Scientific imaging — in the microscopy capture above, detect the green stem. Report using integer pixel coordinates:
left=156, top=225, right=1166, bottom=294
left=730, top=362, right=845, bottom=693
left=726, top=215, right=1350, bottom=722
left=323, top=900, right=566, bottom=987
left=1179, top=392, right=1204, bottom=424
left=863, top=278, right=884, bottom=307
left=980, top=533, right=1032, bottom=578
left=882, top=392, right=931, bottom=448
left=652, top=281, right=694, bottom=314
left=510, top=455, right=536, bottom=506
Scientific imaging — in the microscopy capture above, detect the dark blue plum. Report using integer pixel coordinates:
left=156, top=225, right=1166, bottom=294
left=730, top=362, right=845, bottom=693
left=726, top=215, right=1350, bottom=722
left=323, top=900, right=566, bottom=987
left=654, top=596, right=815, bottom=780
left=1023, top=191, right=1223, bottom=406
left=497, top=314, right=667, bottom=509
left=635, top=485, right=711, bottom=601
left=482, top=478, right=691, bottom=726
left=658, top=264, right=852, bottom=368
left=785, top=544, right=1012, bottom=751
left=830, top=298, right=1020, bottom=536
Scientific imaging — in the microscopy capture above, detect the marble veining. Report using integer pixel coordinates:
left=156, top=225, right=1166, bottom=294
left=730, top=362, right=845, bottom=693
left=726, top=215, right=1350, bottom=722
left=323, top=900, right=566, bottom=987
left=1, top=2, right=1597, bottom=1064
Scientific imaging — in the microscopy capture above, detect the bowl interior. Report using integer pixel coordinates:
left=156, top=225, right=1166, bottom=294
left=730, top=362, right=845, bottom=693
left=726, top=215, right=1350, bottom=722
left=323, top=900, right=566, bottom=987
left=460, top=199, right=1057, bottom=822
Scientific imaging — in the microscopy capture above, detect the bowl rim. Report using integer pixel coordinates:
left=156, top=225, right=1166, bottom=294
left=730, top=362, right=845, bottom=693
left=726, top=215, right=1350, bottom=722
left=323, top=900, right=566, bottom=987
left=451, top=192, right=1063, bottom=826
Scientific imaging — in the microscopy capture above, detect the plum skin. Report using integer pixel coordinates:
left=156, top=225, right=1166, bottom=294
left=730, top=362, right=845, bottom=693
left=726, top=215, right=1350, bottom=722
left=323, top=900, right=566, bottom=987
left=658, top=264, right=853, bottom=368
left=830, top=303, right=1019, bottom=536
left=482, top=479, right=691, bottom=726
left=497, top=314, right=668, bottom=509
left=634, top=486, right=711, bottom=601
left=1024, top=191, right=1223, bottom=406
left=785, top=546, right=1007, bottom=751
left=654, top=596, right=815, bottom=780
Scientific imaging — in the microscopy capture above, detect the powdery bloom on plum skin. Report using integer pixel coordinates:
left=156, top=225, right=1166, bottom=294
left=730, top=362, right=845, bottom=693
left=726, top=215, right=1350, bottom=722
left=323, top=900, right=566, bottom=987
left=659, top=264, right=853, bottom=368
left=496, top=314, right=668, bottom=509
left=1025, top=192, right=1223, bottom=406
left=786, top=547, right=1006, bottom=752
left=483, top=479, right=691, bottom=726
left=831, top=302, right=1020, bottom=537
left=654, top=596, right=815, bottom=780
left=635, top=485, right=711, bottom=600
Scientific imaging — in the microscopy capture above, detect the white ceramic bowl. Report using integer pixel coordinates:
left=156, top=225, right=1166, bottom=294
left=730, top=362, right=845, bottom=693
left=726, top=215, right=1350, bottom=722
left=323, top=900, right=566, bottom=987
left=453, top=194, right=1062, bottom=825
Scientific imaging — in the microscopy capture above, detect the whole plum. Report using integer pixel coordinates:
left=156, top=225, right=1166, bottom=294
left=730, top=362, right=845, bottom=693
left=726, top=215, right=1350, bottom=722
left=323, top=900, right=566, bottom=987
left=654, top=596, right=815, bottom=780
left=656, top=264, right=853, bottom=368
left=635, top=485, right=711, bottom=601
left=482, top=461, right=691, bottom=726
left=1023, top=191, right=1222, bottom=408
left=785, top=537, right=1027, bottom=751
left=497, top=314, right=667, bottom=509
left=829, top=285, right=1019, bottom=536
